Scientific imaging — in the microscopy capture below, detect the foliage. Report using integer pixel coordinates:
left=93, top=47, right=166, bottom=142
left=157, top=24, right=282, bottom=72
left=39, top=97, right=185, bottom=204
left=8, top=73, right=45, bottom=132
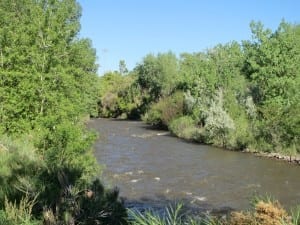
left=0, top=0, right=127, bottom=224
left=98, top=71, right=140, bottom=118
left=0, top=196, right=39, bottom=225
left=0, top=135, right=44, bottom=208
left=169, top=116, right=204, bottom=142
left=143, top=92, right=184, bottom=128
left=204, top=90, right=235, bottom=147
left=76, top=180, right=128, bottom=225
left=0, top=0, right=99, bottom=133
left=135, top=52, right=180, bottom=103
left=42, top=179, right=128, bottom=225
left=108, top=21, right=299, bottom=154
left=99, top=21, right=300, bottom=155
left=230, top=200, right=292, bottom=225
left=291, top=206, right=300, bottom=225
left=128, top=203, right=187, bottom=225
left=243, top=20, right=300, bottom=153
left=128, top=200, right=300, bottom=225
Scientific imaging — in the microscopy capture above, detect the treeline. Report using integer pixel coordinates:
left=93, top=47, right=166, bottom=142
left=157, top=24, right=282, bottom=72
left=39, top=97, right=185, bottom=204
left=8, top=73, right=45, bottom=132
left=98, top=21, right=300, bottom=156
left=0, top=0, right=127, bottom=224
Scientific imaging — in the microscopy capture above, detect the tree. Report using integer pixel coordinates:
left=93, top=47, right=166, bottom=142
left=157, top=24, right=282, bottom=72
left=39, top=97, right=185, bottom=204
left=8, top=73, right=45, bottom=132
left=0, top=1, right=127, bottom=223
left=135, top=52, right=180, bottom=102
left=243, top=21, right=300, bottom=152
left=0, top=0, right=99, bottom=133
left=119, top=59, right=128, bottom=75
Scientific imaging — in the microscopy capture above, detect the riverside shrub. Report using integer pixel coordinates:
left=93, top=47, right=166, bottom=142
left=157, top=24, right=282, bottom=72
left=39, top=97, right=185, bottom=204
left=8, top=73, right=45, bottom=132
left=143, top=92, right=184, bottom=127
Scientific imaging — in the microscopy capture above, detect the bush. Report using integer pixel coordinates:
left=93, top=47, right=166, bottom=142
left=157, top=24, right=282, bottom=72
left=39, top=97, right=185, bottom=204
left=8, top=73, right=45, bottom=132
left=204, top=91, right=235, bottom=148
left=143, top=92, right=184, bottom=127
left=230, top=200, right=292, bottom=225
left=0, top=196, right=40, bottom=225
left=226, top=116, right=254, bottom=150
left=169, top=116, right=205, bottom=142
left=0, top=135, right=44, bottom=208
left=42, top=179, right=128, bottom=225
left=76, top=180, right=128, bottom=225
left=99, top=92, right=120, bottom=117
left=0, top=120, right=128, bottom=225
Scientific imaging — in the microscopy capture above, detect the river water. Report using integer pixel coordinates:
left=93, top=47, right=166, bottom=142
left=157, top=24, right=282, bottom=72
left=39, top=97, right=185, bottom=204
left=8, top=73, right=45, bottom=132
left=88, top=118, right=300, bottom=212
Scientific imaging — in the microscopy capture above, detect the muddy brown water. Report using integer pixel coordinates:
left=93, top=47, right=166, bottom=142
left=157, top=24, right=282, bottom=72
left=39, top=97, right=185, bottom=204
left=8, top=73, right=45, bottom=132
left=88, top=118, right=300, bottom=213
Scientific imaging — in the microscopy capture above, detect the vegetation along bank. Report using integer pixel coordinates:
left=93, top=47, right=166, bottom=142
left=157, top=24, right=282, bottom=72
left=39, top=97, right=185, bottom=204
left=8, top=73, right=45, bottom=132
left=0, top=0, right=299, bottom=224
left=98, top=21, right=300, bottom=163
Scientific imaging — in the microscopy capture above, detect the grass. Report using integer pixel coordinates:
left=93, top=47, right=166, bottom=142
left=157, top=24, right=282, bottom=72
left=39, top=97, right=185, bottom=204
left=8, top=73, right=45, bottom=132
left=128, top=199, right=300, bottom=225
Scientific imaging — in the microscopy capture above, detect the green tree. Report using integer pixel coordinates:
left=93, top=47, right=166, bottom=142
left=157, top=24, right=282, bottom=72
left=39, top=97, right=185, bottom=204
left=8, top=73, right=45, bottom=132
left=0, top=0, right=99, bottom=133
left=135, top=52, right=180, bottom=103
left=0, top=1, right=127, bottom=224
left=243, top=21, right=300, bottom=152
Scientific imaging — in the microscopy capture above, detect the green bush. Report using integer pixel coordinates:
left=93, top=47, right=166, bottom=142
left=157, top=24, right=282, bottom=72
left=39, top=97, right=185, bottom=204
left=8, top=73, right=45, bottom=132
left=0, top=121, right=128, bottom=225
left=0, top=136, right=44, bottom=208
left=226, top=115, right=254, bottom=150
left=143, top=92, right=184, bottom=127
left=100, top=92, right=120, bottom=117
left=0, top=196, right=40, bottom=225
left=169, top=116, right=204, bottom=142
left=41, top=179, right=128, bottom=225
left=76, top=180, right=128, bottom=225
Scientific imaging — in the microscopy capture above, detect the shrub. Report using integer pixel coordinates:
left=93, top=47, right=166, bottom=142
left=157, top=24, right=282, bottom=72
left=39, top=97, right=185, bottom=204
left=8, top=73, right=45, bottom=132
left=230, top=196, right=293, bottom=225
left=100, top=92, right=120, bottom=117
left=227, top=116, right=254, bottom=150
left=204, top=91, right=235, bottom=147
left=169, top=116, right=205, bottom=142
left=0, top=196, right=40, bottom=225
left=42, top=179, right=128, bottom=225
left=76, top=180, right=128, bottom=225
left=143, top=92, right=184, bottom=127
left=0, top=135, right=44, bottom=208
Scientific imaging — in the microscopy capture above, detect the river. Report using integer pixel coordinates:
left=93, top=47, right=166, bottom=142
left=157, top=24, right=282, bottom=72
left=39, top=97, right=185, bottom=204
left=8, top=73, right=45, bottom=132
left=88, top=118, right=300, bottom=213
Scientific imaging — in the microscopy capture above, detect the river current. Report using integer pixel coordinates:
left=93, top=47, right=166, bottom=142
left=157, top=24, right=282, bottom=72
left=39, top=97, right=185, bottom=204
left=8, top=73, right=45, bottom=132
left=88, top=118, right=300, bottom=212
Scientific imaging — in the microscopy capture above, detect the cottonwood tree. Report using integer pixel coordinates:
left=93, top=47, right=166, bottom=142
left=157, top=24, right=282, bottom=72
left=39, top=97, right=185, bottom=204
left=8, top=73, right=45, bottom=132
left=243, top=21, right=300, bottom=151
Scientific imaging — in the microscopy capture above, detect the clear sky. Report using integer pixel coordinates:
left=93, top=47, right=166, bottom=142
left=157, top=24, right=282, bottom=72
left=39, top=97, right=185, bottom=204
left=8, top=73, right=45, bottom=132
left=78, top=0, right=300, bottom=75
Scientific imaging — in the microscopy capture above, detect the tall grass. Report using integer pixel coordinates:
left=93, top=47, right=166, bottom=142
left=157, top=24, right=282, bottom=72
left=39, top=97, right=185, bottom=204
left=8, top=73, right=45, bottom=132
left=0, top=195, right=39, bottom=225
left=128, top=200, right=300, bottom=225
left=128, top=203, right=223, bottom=225
left=128, top=203, right=185, bottom=225
left=291, top=206, right=300, bottom=225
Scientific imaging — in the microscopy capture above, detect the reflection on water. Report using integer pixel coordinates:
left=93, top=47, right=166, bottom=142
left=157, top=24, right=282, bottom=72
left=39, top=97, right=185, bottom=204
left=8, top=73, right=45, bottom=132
left=88, top=118, right=300, bottom=211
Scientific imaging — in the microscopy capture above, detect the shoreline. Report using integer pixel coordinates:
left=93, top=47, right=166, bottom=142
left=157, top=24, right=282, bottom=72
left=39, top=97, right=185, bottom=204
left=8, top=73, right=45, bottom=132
left=243, top=150, right=300, bottom=165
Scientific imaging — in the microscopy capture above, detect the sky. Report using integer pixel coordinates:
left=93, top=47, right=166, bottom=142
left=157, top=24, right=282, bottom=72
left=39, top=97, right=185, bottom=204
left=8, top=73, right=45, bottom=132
left=78, top=0, right=300, bottom=75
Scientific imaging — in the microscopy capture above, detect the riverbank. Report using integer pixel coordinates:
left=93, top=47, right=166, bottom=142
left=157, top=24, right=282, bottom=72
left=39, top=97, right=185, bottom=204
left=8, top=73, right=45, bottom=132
left=173, top=130, right=300, bottom=165
left=144, top=119, right=300, bottom=165
left=246, top=150, right=300, bottom=165
left=149, top=118, right=300, bottom=166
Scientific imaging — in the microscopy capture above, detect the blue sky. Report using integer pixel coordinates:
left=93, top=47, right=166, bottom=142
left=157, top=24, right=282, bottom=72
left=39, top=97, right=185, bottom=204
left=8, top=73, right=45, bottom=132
left=78, top=0, right=300, bottom=75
